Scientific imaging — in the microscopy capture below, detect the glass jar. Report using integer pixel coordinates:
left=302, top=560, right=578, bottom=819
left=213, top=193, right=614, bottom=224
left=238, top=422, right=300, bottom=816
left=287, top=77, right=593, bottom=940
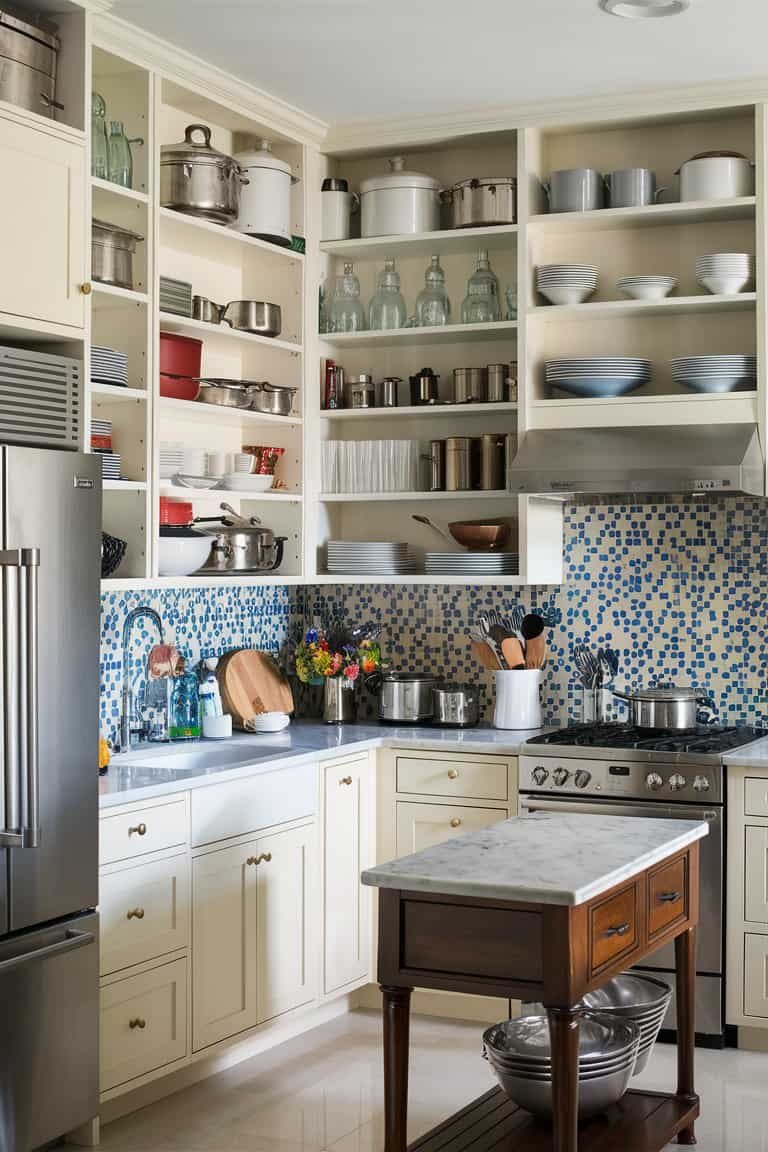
left=368, top=258, right=407, bottom=331
left=461, top=249, right=500, bottom=324
left=91, top=91, right=109, bottom=180
left=107, top=120, right=133, bottom=188
left=169, top=669, right=201, bottom=741
left=327, top=262, right=366, bottom=333
left=415, top=254, right=450, bottom=327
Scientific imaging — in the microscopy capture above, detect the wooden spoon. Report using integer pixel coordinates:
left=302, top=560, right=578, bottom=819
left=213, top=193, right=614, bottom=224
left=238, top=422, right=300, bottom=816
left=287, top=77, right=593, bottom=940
left=521, top=614, right=546, bottom=670
left=501, top=636, right=526, bottom=670
left=470, top=639, right=499, bottom=671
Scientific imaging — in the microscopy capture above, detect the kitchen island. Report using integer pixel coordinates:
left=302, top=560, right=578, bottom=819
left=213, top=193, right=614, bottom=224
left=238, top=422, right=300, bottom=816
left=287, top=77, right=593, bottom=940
left=362, top=813, right=707, bottom=1152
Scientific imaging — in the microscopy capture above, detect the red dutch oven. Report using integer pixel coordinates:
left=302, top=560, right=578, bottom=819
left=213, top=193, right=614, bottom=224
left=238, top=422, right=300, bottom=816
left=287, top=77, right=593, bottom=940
left=159, top=332, right=202, bottom=400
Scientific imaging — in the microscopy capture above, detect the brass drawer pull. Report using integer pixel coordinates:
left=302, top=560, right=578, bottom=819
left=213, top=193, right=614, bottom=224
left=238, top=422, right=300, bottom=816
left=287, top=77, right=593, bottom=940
left=129, top=1017, right=146, bottom=1030
left=340, top=775, right=353, bottom=785
left=126, top=907, right=145, bottom=920
left=128, top=822, right=147, bottom=837
left=604, top=922, right=631, bottom=938
left=447, top=768, right=459, bottom=780
left=658, top=890, right=681, bottom=903
left=449, top=817, right=462, bottom=829
left=246, top=852, right=273, bottom=866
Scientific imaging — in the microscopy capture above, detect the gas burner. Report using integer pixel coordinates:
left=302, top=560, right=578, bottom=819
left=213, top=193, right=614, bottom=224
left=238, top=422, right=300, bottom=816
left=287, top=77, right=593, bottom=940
left=527, top=723, right=765, bottom=756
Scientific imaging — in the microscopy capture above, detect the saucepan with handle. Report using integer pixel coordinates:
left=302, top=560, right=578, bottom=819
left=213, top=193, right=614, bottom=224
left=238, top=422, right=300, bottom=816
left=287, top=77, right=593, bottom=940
left=612, top=685, right=716, bottom=730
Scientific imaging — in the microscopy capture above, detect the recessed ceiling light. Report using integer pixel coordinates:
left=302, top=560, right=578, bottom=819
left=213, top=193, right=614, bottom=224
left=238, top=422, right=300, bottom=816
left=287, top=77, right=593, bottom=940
left=599, top=0, right=690, bottom=17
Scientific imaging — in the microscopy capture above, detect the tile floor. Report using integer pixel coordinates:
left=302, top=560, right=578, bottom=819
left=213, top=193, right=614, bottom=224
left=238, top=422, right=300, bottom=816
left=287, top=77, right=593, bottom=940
left=99, top=1010, right=768, bottom=1151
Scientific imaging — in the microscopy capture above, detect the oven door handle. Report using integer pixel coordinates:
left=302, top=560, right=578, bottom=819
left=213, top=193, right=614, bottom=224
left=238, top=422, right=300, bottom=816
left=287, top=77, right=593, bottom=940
left=520, top=796, right=719, bottom=822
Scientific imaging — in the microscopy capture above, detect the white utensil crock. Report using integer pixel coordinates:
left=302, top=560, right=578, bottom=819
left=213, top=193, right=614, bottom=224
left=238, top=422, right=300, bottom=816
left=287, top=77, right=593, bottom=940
left=493, top=669, right=543, bottom=730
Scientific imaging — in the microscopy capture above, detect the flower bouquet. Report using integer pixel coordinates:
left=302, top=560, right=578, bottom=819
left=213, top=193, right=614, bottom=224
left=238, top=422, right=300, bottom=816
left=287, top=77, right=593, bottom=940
left=295, top=624, right=385, bottom=723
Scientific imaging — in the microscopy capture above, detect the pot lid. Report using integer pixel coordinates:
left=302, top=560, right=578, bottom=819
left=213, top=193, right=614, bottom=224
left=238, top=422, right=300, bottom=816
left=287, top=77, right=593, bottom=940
left=450, top=176, right=517, bottom=190
left=382, top=672, right=440, bottom=683
left=92, top=218, right=144, bottom=245
left=161, top=124, right=239, bottom=170
left=360, top=156, right=440, bottom=194
left=234, top=139, right=295, bottom=179
left=322, top=177, right=349, bottom=192
left=0, top=4, right=59, bottom=51
left=617, top=685, right=704, bottom=702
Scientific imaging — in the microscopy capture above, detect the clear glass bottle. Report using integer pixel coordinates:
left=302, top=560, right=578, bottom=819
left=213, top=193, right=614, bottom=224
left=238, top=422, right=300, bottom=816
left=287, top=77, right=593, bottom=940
left=91, top=91, right=109, bottom=180
left=107, top=120, right=133, bottom=188
left=169, top=667, right=201, bottom=741
left=415, top=254, right=451, bottom=327
left=461, top=249, right=501, bottom=324
left=327, top=262, right=366, bottom=333
left=368, top=258, right=407, bottom=331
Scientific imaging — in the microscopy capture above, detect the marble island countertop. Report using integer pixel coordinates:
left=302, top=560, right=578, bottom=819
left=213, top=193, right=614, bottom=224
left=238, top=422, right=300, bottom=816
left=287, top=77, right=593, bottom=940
left=361, top=813, right=708, bottom=906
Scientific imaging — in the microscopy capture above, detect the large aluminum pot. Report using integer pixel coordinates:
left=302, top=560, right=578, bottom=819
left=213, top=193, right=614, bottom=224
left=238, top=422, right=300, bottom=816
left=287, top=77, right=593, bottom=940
left=443, top=177, right=516, bottom=228
left=234, top=139, right=298, bottom=245
left=92, top=218, right=143, bottom=289
left=676, top=151, right=754, bottom=202
left=360, top=157, right=441, bottom=238
left=0, top=6, right=60, bottom=117
left=193, top=510, right=286, bottom=573
left=161, top=124, right=247, bottom=225
left=248, top=381, right=297, bottom=416
left=612, top=685, right=715, bottom=729
left=378, top=672, right=441, bottom=723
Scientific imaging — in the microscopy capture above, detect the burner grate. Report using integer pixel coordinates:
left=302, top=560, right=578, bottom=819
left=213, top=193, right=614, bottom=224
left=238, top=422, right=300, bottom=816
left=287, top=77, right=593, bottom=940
left=527, top=724, right=764, bottom=754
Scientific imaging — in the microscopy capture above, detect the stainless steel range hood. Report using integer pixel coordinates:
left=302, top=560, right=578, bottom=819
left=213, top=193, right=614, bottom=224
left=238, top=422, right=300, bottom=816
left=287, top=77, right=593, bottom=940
left=507, top=425, right=764, bottom=497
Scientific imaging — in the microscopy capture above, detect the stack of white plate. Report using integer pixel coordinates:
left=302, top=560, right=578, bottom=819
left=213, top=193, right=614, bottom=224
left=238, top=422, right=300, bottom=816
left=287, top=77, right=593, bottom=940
left=160, top=442, right=185, bottom=479
left=536, top=264, right=598, bottom=306
left=100, top=453, right=121, bottom=480
left=545, top=357, right=651, bottom=399
left=617, top=275, right=677, bottom=301
left=91, top=345, right=128, bottom=387
left=671, top=354, right=756, bottom=393
left=695, top=252, right=752, bottom=296
left=326, top=541, right=417, bottom=575
left=424, top=553, right=519, bottom=577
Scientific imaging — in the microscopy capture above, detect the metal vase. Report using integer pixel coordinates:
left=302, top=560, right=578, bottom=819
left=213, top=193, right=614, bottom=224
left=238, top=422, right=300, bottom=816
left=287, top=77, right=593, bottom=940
left=323, top=676, right=356, bottom=724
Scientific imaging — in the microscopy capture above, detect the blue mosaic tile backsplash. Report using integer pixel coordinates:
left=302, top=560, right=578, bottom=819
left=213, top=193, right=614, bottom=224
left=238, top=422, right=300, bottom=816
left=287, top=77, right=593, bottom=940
left=100, top=497, right=768, bottom=737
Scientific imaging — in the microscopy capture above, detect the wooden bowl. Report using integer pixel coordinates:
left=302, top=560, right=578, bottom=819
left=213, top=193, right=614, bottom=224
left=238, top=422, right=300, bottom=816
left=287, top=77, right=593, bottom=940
left=448, top=520, right=511, bottom=551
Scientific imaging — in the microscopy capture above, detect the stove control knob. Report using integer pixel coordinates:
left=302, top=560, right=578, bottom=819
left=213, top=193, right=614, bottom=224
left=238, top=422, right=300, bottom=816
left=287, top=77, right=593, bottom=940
left=645, top=772, right=664, bottom=791
left=669, top=773, right=687, bottom=793
left=574, top=769, right=592, bottom=790
left=693, top=774, right=711, bottom=793
left=553, top=767, right=571, bottom=787
left=531, top=766, right=549, bottom=786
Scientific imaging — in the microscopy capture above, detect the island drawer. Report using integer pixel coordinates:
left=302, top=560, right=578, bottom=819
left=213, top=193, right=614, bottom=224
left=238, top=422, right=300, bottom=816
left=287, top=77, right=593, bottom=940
left=396, top=753, right=508, bottom=801
left=648, top=853, right=689, bottom=939
left=100, top=958, right=187, bottom=1092
left=588, top=881, right=639, bottom=975
left=100, top=854, right=190, bottom=976
left=100, top=800, right=188, bottom=866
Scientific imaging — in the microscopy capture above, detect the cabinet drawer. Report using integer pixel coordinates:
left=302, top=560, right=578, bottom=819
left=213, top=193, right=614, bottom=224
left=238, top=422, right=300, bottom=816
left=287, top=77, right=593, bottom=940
left=744, top=934, right=768, bottom=1018
left=100, top=958, right=187, bottom=1092
left=745, top=778, right=768, bottom=817
left=396, top=754, right=508, bottom=801
left=100, top=856, right=189, bottom=976
left=648, top=853, right=689, bottom=939
left=100, top=801, right=187, bottom=866
left=191, top=760, right=317, bottom=846
left=589, top=883, right=639, bottom=975
left=396, top=801, right=507, bottom=856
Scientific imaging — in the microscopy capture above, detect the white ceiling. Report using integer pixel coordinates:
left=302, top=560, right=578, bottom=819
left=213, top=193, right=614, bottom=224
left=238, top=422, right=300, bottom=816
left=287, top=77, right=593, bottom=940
left=112, top=0, right=768, bottom=125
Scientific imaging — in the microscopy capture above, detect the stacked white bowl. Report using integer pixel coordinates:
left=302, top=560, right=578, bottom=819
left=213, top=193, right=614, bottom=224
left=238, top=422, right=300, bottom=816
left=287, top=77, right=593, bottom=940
left=695, top=252, right=752, bottom=295
left=536, top=264, right=598, bottom=306
left=617, top=275, right=678, bottom=301
left=671, top=354, right=756, bottom=393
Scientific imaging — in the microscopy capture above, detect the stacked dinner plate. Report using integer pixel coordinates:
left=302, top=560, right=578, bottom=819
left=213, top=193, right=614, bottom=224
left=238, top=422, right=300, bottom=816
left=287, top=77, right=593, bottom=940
left=99, top=452, right=121, bottom=480
left=424, top=552, right=519, bottom=577
left=483, top=1013, right=640, bottom=1120
left=536, top=264, right=598, bottom=306
left=671, top=354, right=756, bottom=393
left=695, top=252, right=752, bottom=296
left=326, top=541, right=417, bottom=576
left=579, top=972, right=672, bottom=1076
left=159, top=276, right=193, bottom=317
left=91, top=345, right=128, bottom=387
left=545, top=357, right=651, bottom=399
left=160, top=441, right=185, bottom=479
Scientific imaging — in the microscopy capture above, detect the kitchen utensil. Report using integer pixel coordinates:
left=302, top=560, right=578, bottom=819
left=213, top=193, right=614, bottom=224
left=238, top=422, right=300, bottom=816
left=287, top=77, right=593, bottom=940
left=442, top=177, right=516, bottom=228
left=486, top=364, right=509, bottom=403
left=368, top=258, right=407, bottom=330
left=415, top=255, right=450, bottom=327
left=348, top=374, right=376, bottom=408
left=461, top=249, right=500, bottom=323
left=222, top=300, right=281, bottom=337
left=159, top=497, right=193, bottom=526
left=545, top=356, right=651, bottom=399
left=324, top=676, right=357, bottom=724
left=0, top=6, right=60, bottom=117
left=445, top=437, right=472, bottom=491
left=477, top=615, right=506, bottom=668
left=192, top=295, right=225, bottom=323
left=429, top=440, right=445, bottom=491
left=409, top=366, right=439, bottom=405
left=159, top=333, right=202, bottom=401
left=432, top=684, right=480, bottom=728
left=493, top=669, right=543, bottom=729
left=676, top=151, right=754, bottom=202
left=671, top=354, right=756, bottom=393
left=521, top=613, right=546, bottom=669
left=218, top=649, right=294, bottom=726
left=234, top=139, right=298, bottom=246
left=411, top=513, right=454, bottom=546
left=544, top=168, right=604, bottom=213
left=617, top=275, right=677, bottom=301
left=378, top=672, right=441, bottom=723
left=501, top=636, right=525, bottom=670
left=453, top=367, right=485, bottom=404
left=469, top=638, right=499, bottom=671
left=448, top=520, right=510, bottom=550
left=92, top=218, right=143, bottom=290
left=321, top=177, right=359, bottom=242
left=612, top=685, right=715, bottom=729
left=605, top=168, right=665, bottom=208
left=578, top=973, right=672, bottom=1075
left=161, top=123, right=247, bottom=225
left=479, top=433, right=505, bottom=491
left=101, top=532, right=126, bottom=578
left=157, top=526, right=210, bottom=576
left=359, top=156, right=441, bottom=237
left=248, top=381, right=297, bottom=417
left=379, top=376, right=401, bottom=407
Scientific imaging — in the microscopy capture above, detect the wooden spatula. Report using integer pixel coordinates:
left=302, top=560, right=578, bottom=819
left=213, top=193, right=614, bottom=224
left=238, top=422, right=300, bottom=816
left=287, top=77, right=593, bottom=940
left=470, top=639, right=499, bottom=671
left=501, top=636, right=526, bottom=670
left=521, top=614, right=547, bottom=669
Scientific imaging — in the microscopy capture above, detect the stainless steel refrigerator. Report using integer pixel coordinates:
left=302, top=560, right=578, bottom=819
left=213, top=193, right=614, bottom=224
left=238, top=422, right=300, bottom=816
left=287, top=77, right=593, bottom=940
left=0, top=447, right=101, bottom=1152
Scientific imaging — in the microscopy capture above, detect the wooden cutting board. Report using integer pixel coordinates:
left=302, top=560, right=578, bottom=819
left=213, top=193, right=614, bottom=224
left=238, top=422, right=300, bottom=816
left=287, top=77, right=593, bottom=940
left=218, top=649, right=294, bottom=727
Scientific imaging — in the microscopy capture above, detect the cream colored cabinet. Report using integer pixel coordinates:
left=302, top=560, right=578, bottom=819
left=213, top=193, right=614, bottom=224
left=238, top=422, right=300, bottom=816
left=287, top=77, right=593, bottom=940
left=396, top=801, right=507, bottom=856
left=100, top=958, right=187, bottom=1093
left=324, top=754, right=372, bottom=995
left=745, top=826, right=768, bottom=924
left=0, top=114, right=86, bottom=330
left=256, top=822, right=316, bottom=1022
left=744, top=934, right=768, bottom=1018
left=727, top=766, right=768, bottom=1038
left=100, top=853, right=189, bottom=976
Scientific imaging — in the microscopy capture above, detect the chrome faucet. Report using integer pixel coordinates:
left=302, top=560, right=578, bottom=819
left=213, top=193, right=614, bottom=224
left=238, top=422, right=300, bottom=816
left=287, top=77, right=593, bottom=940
left=120, top=606, right=165, bottom=751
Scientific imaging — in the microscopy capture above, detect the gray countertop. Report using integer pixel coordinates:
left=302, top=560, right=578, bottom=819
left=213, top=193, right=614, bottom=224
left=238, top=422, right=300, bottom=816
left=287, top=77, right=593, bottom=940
left=361, top=813, right=708, bottom=906
left=723, top=734, right=768, bottom=768
left=99, top=721, right=552, bottom=809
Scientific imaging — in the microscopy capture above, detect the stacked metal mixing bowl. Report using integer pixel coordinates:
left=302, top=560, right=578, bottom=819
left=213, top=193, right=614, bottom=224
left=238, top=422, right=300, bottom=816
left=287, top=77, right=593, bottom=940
left=579, top=972, right=672, bottom=1075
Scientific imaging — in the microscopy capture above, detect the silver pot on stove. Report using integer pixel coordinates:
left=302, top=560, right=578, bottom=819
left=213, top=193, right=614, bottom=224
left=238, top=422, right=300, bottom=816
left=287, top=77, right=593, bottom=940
left=612, top=685, right=716, bottom=730
left=193, top=504, right=286, bottom=573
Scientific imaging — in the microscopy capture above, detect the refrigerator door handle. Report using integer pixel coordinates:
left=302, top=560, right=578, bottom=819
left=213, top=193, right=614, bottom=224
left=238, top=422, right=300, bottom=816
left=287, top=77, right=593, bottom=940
left=0, top=927, right=95, bottom=974
left=0, top=548, right=40, bottom=849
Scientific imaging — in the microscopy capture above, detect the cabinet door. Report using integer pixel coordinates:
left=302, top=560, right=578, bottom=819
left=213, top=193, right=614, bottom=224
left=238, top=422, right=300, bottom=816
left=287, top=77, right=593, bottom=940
left=255, top=823, right=315, bottom=1023
left=744, top=933, right=768, bottom=1017
left=745, top=826, right=768, bottom=924
left=396, top=801, right=507, bottom=856
left=0, top=115, right=86, bottom=329
left=324, top=757, right=371, bottom=995
left=192, top=840, right=258, bottom=1051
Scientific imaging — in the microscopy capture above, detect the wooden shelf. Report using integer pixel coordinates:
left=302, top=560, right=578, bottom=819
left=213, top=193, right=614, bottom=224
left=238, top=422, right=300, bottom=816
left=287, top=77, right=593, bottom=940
left=103, top=480, right=147, bottom=491
left=158, top=484, right=302, bottom=502
left=159, top=207, right=304, bottom=264
left=323, top=321, right=518, bottom=348
left=91, top=384, right=148, bottom=401
left=159, top=312, right=302, bottom=354
left=158, top=396, right=303, bottom=426
left=91, top=177, right=149, bottom=204
left=321, top=224, right=518, bottom=260
left=319, top=490, right=512, bottom=502
left=528, top=195, right=756, bottom=233
left=92, top=282, right=149, bottom=305
left=529, top=292, right=756, bottom=322
left=320, top=401, right=518, bottom=420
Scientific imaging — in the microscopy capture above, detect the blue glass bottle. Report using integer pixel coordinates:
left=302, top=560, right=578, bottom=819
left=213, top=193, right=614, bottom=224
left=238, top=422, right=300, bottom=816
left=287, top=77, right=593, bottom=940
left=170, top=668, right=200, bottom=741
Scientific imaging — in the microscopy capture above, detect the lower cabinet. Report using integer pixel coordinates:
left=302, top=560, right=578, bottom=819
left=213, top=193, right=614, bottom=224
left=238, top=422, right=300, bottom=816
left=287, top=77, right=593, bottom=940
left=100, top=958, right=187, bottom=1093
left=192, top=821, right=315, bottom=1051
left=324, top=754, right=372, bottom=995
left=396, top=800, right=508, bottom=855
left=744, top=933, right=768, bottom=1018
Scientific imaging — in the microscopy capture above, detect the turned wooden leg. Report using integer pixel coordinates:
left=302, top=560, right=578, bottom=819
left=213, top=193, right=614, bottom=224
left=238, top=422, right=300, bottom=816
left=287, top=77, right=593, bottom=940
left=548, top=1006, right=580, bottom=1152
left=382, top=984, right=411, bottom=1152
left=675, top=927, right=697, bottom=1145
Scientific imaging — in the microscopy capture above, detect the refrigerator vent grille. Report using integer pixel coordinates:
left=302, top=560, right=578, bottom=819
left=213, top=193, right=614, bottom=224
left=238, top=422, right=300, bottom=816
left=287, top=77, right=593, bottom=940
left=0, top=345, right=81, bottom=451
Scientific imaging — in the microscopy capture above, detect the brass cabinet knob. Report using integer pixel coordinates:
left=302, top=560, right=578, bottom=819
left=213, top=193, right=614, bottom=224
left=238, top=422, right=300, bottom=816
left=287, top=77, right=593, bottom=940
left=447, top=768, right=459, bottom=780
left=128, top=822, right=147, bottom=837
left=450, top=817, right=462, bottom=828
left=129, top=1017, right=146, bottom=1030
left=340, top=775, right=353, bottom=786
left=126, top=907, right=145, bottom=920
left=80, top=282, right=92, bottom=295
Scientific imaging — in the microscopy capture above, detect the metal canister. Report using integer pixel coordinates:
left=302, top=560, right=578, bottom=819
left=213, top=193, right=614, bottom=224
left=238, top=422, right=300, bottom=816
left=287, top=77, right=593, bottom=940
left=445, top=437, right=472, bottom=491
left=479, top=434, right=506, bottom=490
left=453, top=367, right=485, bottom=404
left=486, top=363, right=508, bottom=403
left=348, top=373, right=375, bottom=409
left=430, top=440, right=445, bottom=491
left=379, top=376, right=401, bottom=407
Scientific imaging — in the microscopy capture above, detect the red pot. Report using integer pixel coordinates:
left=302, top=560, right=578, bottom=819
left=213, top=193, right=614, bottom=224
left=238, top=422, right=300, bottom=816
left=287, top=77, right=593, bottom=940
left=160, top=332, right=202, bottom=400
